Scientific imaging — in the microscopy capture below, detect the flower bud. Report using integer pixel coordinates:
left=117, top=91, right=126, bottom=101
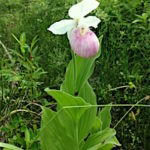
left=69, top=27, right=99, bottom=58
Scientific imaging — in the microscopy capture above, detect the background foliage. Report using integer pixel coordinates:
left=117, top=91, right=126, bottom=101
left=0, top=0, right=150, bottom=149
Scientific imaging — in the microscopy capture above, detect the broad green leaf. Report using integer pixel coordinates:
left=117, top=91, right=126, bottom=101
left=98, top=136, right=121, bottom=150
left=0, top=142, right=23, bottom=150
left=79, top=82, right=96, bottom=104
left=81, top=128, right=116, bottom=150
left=60, top=60, right=75, bottom=95
left=90, top=117, right=101, bottom=134
left=53, top=83, right=98, bottom=144
left=98, top=144, right=114, bottom=150
left=45, top=89, right=90, bottom=122
left=98, top=104, right=112, bottom=130
left=78, top=82, right=97, bottom=141
left=41, top=107, right=75, bottom=150
left=104, top=136, right=121, bottom=146
left=75, top=56, right=95, bottom=92
left=45, top=88, right=77, bottom=139
left=44, top=89, right=98, bottom=149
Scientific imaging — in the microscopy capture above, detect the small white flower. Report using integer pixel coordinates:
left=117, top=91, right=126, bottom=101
left=48, top=0, right=101, bottom=38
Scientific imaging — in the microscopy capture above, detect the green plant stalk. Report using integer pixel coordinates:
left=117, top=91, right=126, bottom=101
left=75, top=123, right=79, bottom=150
left=113, top=97, right=147, bottom=128
left=62, top=103, right=150, bottom=109
left=0, top=109, right=40, bottom=122
left=71, top=50, right=76, bottom=95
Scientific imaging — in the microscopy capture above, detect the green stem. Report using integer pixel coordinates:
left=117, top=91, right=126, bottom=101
left=0, top=52, right=4, bottom=114
left=71, top=50, right=76, bottom=95
left=113, top=97, right=146, bottom=128
left=75, top=123, right=79, bottom=150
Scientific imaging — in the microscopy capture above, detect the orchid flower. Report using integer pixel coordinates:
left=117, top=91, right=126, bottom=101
left=48, top=0, right=101, bottom=58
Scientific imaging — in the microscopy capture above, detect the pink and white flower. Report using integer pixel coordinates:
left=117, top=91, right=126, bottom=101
left=69, top=27, right=99, bottom=58
left=48, top=0, right=101, bottom=58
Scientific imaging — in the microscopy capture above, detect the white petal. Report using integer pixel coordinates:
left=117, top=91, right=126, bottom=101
left=79, top=16, right=101, bottom=28
left=69, top=0, right=99, bottom=19
left=67, top=29, right=73, bottom=40
left=48, top=19, right=76, bottom=35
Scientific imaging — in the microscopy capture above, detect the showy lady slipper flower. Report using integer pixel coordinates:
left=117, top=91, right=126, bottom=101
left=69, top=27, right=99, bottom=58
left=48, top=0, right=101, bottom=58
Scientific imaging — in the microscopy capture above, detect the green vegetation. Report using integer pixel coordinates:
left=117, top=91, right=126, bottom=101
left=0, top=0, right=150, bottom=149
